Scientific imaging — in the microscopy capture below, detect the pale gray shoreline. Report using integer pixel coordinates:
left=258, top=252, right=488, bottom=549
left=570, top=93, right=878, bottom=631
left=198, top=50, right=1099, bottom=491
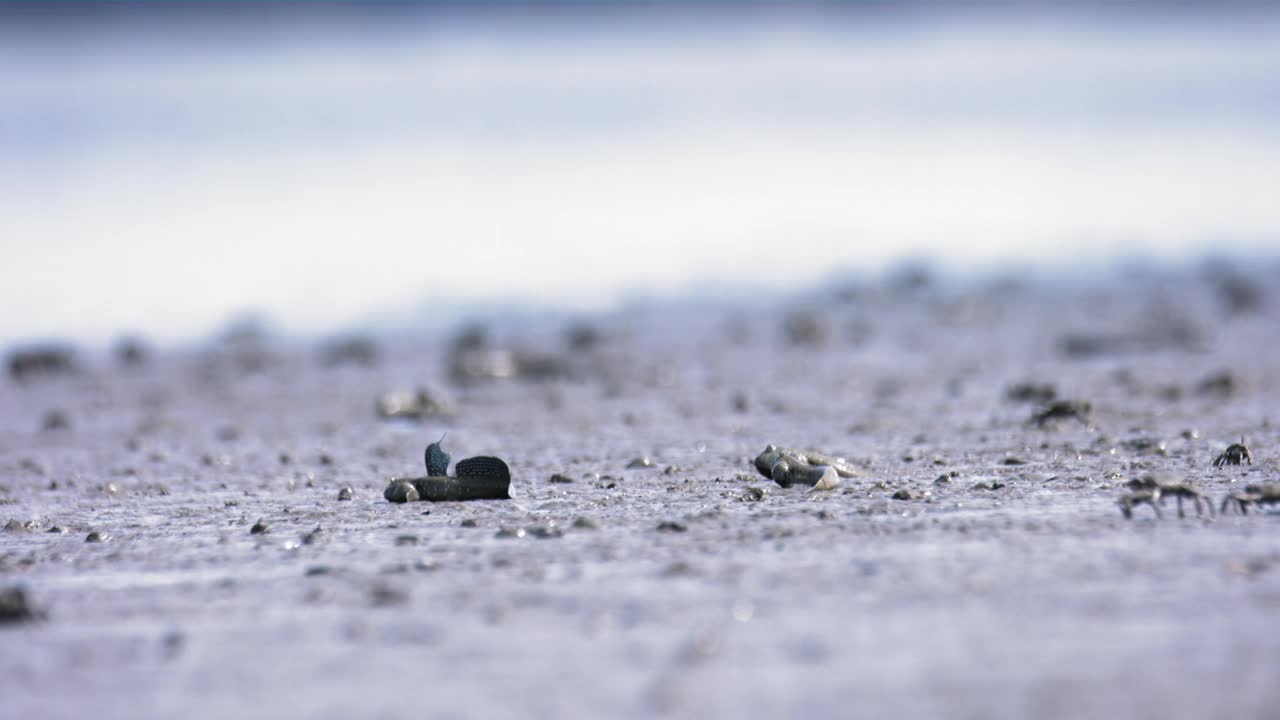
left=2, top=265, right=1278, bottom=719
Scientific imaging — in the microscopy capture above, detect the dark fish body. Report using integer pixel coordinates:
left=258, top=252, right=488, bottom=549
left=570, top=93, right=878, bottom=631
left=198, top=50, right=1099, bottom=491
left=425, top=434, right=451, bottom=476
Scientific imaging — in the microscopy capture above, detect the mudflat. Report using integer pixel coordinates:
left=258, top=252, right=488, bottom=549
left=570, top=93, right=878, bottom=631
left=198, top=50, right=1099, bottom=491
left=2, top=265, right=1278, bottom=719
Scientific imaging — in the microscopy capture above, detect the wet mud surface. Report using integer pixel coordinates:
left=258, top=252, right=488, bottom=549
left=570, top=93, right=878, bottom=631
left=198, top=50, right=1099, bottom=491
left=2, top=266, right=1279, bottom=719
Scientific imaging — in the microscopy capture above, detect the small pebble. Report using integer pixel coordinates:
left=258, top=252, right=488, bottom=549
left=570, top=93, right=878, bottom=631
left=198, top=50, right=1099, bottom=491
left=656, top=521, right=687, bottom=533
left=627, top=457, right=656, bottom=469
left=394, top=535, right=419, bottom=546
left=250, top=519, right=269, bottom=535
left=460, top=519, right=478, bottom=528
left=85, top=531, right=111, bottom=543
left=302, top=526, right=326, bottom=545
left=742, top=487, right=769, bottom=501
left=529, top=525, right=564, bottom=539
left=572, top=516, right=600, bottom=530
left=548, top=473, right=575, bottom=484
left=892, top=489, right=913, bottom=500
left=495, top=527, right=526, bottom=539
left=337, top=487, right=353, bottom=501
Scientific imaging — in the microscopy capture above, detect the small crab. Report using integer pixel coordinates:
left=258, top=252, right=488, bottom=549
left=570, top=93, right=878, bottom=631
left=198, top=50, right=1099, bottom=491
left=1031, top=400, right=1091, bottom=428
left=1220, top=484, right=1280, bottom=515
left=1127, top=475, right=1213, bottom=518
left=1118, top=488, right=1162, bottom=519
left=1212, top=440, right=1252, bottom=467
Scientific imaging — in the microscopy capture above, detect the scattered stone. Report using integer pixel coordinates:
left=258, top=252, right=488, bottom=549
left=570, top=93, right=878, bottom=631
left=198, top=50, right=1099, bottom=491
left=742, top=487, right=769, bottom=502
left=549, top=473, right=575, bottom=484
left=572, top=516, right=600, bottom=530
left=6, top=519, right=40, bottom=533
left=1002, top=457, right=1027, bottom=466
left=627, top=457, right=655, bottom=469
left=394, top=535, right=418, bottom=546
left=495, top=526, right=527, bottom=539
left=376, top=388, right=452, bottom=421
left=368, top=582, right=409, bottom=607
left=319, top=335, right=380, bottom=368
left=0, top=586, right=45, bottom=624
left=7, top=345, right=76, bottom=381
left=85, top=531, right=111, bottom=543
left=782, top=309, right=829, bottom=347
left=656, top=521, right=688, bottom=533
left=337, top=487, right=353, bottom=501
left=114, top=337, right=149, bottom=367
left=892, top=489, right=913, bottom=500
left=383, top=480, right=420, bottom=503
left=528, top=524, right=564, bottom=539
left=934, top=474, right=952, bottom=485
left=1196, top=370, right=1237, bottom=398
left=41, top=410, right=71, bottom=432
left=971, top=481, right=1005, bottom=491
left=460, top=518, right=478, bottom=528
left=249, top=519, right=269, bottom=535
left=301, top=526, right=326, bottom=545
left=565, top=323, right=601, bottom=352
left=1005, top=382, right=1056, bottom=404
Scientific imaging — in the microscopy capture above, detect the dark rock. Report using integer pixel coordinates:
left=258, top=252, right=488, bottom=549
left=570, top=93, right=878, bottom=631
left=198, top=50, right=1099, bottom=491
left=0, top=586, right=45, bottom=624
left=41, top=410, right=71, bottom=432
left=114, top=337, right=149, bottom=368
left=1005, top=382, right=1056, bottom=404
left=1196, top=370, right=1237, bottom=398
left=572, top=516, right=600, bottom=530
left=528, top=524, right=564, bottom=539
left=627, top=457, right=656, bottom=469
left=377, top=387, right=452, bottom=421
left=85, top=531, right=111, bottom=543
left=656, top=521, right=688, bottom=533
left=742, top=487, right=769, bottom=501
left=460, top=518, right=478, bottom=528
left=495, top=526, right=527, bottom=539
left=892, top=489, right=913, bottom=500
left=249, top=519, right=269, bottom=535
left=549, top=473, right=575, bottom=484
left=301, top=526, right=326, bottom=545
left=7, top=344, right=76, bottom=381
left=782, top=310, right=829, bottom=347
left=319, top=335, right=380, bottom=368
left=337, top=487, right=353, bottom=501
left=565, top=323, right=601, bottom=352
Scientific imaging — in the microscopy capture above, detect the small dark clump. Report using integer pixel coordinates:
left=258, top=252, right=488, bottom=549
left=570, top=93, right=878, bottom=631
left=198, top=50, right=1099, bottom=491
left=549, top=473, right=575, bottom=484
left=8, top=345, right=76, bottom=381
left=0, top=586, right=45, bottom=624
left=656, top=521, right=688, bottom=533
left=250, top=519, right=269, bottom=535
left=1005, top=382, right=1056, bottom=404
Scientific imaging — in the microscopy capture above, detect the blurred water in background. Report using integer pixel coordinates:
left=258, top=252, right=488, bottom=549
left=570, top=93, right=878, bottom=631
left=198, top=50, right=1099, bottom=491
left=2, top=2, right=1278, bottom=345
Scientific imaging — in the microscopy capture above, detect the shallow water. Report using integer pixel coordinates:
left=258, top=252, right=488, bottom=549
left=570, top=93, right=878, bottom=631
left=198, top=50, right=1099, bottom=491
left=2, top=266, right=1278, bottom=718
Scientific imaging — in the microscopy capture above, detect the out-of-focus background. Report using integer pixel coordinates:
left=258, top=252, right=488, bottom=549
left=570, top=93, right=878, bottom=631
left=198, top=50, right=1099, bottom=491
left=3, top=1, right=1278, bottom=345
